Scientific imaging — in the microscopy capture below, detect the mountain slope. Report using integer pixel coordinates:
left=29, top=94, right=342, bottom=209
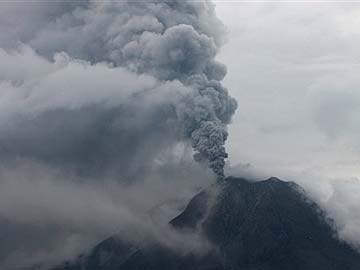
left=55, top=177, right=360, bottom=270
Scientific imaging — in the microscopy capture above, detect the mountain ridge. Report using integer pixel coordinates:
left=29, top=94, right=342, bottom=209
left=53, top=176, right=360, bottom=270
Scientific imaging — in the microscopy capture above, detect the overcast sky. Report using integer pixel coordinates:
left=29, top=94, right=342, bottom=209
left=1, top=1, right=360, bottom=267
left=216, top=2, right=360, bottom=179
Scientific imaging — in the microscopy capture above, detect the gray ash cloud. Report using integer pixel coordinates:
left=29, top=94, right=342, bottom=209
left=0, top=1, right=236, bottom=268
left=0, top=0, right=237, bottom=178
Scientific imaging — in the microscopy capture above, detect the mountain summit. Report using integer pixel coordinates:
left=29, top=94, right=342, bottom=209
left=56, top=177, right=360, bottom=270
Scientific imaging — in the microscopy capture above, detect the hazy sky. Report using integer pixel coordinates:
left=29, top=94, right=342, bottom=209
left=216, top=4, right=360, bottom=248
left=216, top=2, right=360, bottom=179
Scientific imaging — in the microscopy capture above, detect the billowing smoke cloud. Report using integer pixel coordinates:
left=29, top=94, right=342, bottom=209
left=0, top=0, right=237, bottom=179
left=0, top=0, right=236, bottom=268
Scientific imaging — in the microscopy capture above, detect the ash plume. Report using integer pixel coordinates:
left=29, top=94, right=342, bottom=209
left=0, top=0, right=236, bottom=267
left=0, top=0, right=237, bottom=178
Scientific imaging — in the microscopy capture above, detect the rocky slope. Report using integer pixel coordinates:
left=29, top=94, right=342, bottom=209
left=54, top=177, right=360, bottom=270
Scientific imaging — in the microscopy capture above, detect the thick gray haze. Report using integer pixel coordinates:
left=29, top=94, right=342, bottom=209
left=0, top=1, right=236, bottom=268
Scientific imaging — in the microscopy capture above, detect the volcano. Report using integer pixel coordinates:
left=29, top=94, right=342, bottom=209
left=55, top=177, right=360, bottom=270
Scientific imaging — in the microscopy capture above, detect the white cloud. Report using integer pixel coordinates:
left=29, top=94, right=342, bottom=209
left=216, top=2, right=360, bottom=178
left=217, top=1, right=360, bottom=251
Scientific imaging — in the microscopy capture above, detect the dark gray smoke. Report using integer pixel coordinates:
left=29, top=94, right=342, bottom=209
left=0, top=0, right=237, bottom=178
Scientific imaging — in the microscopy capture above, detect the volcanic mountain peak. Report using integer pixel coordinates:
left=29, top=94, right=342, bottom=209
left=55, top=176, right=360, bottom=270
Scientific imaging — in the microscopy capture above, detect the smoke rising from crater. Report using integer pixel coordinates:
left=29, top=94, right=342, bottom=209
left=0, top=1, right=236, bottom=268
left=0, top=0, right=237, bottom=178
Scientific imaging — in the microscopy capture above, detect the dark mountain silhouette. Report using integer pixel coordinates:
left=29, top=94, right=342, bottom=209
left=54, top=177, right=360, bottom=270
